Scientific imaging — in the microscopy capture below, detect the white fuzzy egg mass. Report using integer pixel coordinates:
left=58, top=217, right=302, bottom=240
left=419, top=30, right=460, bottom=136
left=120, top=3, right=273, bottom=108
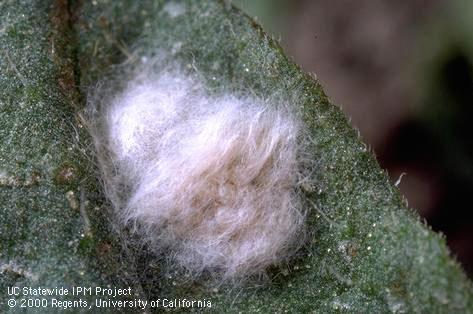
left=88, top=68, right=306, bottom=282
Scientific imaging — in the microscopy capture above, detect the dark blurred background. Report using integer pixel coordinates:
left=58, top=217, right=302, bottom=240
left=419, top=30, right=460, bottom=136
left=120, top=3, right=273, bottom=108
left=234, top=0, right=473, bottom=277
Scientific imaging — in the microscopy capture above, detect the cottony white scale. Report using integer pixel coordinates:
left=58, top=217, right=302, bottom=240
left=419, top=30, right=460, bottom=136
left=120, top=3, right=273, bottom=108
left=89, top=66, right=306, bottom=282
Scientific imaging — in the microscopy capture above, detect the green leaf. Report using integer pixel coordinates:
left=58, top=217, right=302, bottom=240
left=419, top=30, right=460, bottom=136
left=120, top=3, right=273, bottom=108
left=0, top=1, right=140, bottom=312
left=1, top=0, right=472, bottom=313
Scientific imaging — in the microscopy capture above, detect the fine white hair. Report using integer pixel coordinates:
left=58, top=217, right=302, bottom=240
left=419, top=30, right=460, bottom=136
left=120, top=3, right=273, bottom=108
left=87, top=62, right=306, bottom=282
